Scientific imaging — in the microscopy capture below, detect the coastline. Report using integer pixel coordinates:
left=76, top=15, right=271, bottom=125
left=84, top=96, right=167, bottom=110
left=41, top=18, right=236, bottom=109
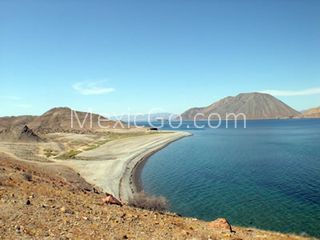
left=122, top=132, right=191, bottom=200
left=58, top=131, right=191, bottom=202
left=118, top=131, right=191, bottom=201
left=130, top=134, right=189, bottom=193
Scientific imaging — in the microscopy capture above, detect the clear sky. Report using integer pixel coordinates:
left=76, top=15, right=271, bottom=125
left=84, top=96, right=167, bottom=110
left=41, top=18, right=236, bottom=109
left=1, top=0, right=319, bottom=116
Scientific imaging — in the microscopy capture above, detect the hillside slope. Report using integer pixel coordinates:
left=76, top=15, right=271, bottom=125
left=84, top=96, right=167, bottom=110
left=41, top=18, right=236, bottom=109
left=303, top=107, right=320, bottom=118
left=0, top=125, right=42, bottom=142
left=181, top=93, right=300, bottom=120
left=0, top=116, right=36, bottom=131
left=28, top=107, right=121, bottom=133
left=0, top=107, right=124, bottom=134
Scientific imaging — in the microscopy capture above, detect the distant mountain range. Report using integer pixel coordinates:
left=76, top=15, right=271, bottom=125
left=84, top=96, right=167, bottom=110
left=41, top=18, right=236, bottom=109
left=110, top=113, right=178, bottom=122
left=302, top=107, right=320, bottom=118
left=0, top=93, right=319, bottom=140
left=180, top=92, right=301, bottom=120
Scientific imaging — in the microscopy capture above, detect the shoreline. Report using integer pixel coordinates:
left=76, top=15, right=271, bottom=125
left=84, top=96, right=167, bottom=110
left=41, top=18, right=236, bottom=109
left=118, top=131, right=191, bottom=201
left=124, top=133, right=191, bottom=199
left=58, top=131, right=191, bottom=202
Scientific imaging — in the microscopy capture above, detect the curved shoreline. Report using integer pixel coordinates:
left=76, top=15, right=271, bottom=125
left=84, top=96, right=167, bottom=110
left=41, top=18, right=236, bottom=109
left=129, top=134, right=190, bottom=195
left=59, top=131, right=191, bottom=202
left=118, top=131, right=191, bottom=201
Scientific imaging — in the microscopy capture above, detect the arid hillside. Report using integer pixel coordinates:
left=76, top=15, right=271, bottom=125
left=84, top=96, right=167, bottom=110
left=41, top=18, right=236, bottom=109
left=303, top=107, right=320, bottom=118
left=0, top=116, right=36, bottom=132
left=0, top=125, right=42, bottom=142
left=181, top=93, right=301, bottom=120
left=0, top=107, right=125, bottom=134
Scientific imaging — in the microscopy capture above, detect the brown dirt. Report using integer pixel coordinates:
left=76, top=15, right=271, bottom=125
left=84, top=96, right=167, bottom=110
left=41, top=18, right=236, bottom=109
left=0, top=155, right=311, bottom=240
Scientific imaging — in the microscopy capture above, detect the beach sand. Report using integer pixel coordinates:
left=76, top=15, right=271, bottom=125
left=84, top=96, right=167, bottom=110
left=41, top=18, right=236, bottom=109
left=58, top=131, right=190, bottom=201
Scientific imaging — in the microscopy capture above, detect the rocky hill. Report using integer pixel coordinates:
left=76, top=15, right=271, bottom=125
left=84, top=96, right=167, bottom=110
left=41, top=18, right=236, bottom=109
left=0, top=125, right=42, bottom=142
left=0, top=107, right=124, bottom=134
left=28, top=107, right=122, bottom=133
left=302, top=107, right=320, bottom=118
left=181, top=93, right=301, bottom=120
left=0, top=115, right=36, bottom=131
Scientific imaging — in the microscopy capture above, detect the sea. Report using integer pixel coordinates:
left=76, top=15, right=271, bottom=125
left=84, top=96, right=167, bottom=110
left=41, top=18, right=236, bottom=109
left=136, top=119, right=320, bottom=237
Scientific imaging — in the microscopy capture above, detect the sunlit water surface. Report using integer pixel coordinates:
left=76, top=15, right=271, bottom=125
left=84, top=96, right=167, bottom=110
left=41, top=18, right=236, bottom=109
left=139, top=119, right=320, bottom=237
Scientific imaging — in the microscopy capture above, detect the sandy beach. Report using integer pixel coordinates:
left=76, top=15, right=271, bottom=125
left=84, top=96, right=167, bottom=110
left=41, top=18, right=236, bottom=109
left=58, top=131, right=190, bottom=201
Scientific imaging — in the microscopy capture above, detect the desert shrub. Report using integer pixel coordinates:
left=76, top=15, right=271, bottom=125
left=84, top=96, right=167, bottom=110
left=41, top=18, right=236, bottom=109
left=128, top=192, right=169, bottom=212
left=22, top=172, right=32, bottom=181
left=44, top=149, right=57, bottom=158
left=58, top=149, right=82, bottom=159
left=84, top=144, right=99, bottom=151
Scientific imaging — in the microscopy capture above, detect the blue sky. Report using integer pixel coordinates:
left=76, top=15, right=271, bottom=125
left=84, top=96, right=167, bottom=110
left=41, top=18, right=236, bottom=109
left=0, top=0, right=319, bottom=116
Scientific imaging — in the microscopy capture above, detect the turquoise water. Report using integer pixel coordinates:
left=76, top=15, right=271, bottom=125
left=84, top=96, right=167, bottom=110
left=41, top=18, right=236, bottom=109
left=140, top=119, right=320, bottom=237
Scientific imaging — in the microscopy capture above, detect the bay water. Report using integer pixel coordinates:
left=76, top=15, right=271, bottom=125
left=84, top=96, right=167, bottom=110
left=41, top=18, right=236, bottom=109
left=140, top=119, right=320, bottom=237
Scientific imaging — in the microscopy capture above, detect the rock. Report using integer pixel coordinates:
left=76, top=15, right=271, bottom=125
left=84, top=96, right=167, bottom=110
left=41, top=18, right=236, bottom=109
left=181, top=230, right=190, bottom=235
left=15, top=225, right=21, bottom=233
left=208, top=218, right=232, bottom=232
left=93, top=187, right=100, bottom=194
left=60, top=206, right=74, bottom=214
left=26, top=199, right=31, bottom=205
left=60, top=206, right=66, bottom=213
left=101, top=194, right=122, bottom=206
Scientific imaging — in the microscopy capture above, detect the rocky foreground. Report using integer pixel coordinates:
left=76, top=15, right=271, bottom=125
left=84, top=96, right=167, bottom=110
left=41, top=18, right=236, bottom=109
left=0, top=155, right=311, bottom=240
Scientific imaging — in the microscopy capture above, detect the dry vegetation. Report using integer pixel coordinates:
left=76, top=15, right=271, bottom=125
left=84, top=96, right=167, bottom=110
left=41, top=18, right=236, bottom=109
left=43, top=149, right=58, bottom=158
left=58, top=149, right=83, bottom=160
left=0, top=129, right=158, bottom=162
left=128, top=192, right=169, bottom=212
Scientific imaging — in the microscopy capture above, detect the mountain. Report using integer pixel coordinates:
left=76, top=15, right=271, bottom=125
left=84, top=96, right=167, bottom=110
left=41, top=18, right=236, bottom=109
left=0, top=125, right=42, bottom=142
left=110, top=113, right=179, bottom=122
left=0, top=107, right=124, bottom=134
left=27, top=107, right=122, bottom=133
left=302, top=107, right=320, bottom=118
left=0, top=115, right=37, bottom=131
left=181, top=92, right=301, bottom=120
